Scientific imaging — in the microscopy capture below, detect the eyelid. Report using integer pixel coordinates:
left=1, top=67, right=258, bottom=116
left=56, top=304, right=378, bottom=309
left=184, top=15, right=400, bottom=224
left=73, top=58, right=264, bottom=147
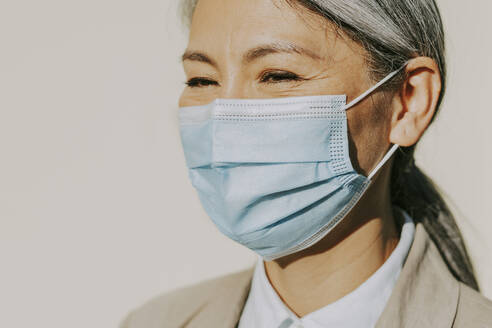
left=185, top=77, right=219, bottom=88
left=259, top=70, right=305, bottom=83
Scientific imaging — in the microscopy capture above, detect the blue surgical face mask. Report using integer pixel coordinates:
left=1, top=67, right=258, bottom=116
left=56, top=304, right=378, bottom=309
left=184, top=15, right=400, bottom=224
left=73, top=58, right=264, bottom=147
left=178, top=67, right=403, bottom=261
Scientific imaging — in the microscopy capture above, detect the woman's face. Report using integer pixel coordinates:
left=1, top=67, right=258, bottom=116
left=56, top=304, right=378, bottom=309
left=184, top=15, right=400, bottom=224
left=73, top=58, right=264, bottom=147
left=179, top=0, right=394, bottom=176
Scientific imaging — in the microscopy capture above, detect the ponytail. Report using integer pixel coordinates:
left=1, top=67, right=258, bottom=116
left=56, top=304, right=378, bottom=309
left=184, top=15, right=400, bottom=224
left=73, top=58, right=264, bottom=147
left=391, top=145, right=479, bottom=290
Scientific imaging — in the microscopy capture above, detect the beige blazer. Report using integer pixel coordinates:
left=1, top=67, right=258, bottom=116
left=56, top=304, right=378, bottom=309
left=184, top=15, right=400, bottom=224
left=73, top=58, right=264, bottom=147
left=121, top=223, right=492, bottom=327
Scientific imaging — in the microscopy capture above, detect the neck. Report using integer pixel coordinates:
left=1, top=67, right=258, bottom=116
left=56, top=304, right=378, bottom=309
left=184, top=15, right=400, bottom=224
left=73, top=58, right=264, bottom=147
left=263, top=164, right=401, bottom=317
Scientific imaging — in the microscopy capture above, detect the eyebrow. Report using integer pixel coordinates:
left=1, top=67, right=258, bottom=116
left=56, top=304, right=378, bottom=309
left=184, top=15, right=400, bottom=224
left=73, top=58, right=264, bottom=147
left=243, top=42, right=322, bottom=63
left=181, top=51, right=219, bottom=68
left=181, top=42, right=322, bottom=67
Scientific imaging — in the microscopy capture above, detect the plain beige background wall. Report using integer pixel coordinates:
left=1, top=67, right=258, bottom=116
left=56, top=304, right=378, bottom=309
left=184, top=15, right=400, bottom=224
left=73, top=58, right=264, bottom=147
left=1, top=0, right=491, bottom=327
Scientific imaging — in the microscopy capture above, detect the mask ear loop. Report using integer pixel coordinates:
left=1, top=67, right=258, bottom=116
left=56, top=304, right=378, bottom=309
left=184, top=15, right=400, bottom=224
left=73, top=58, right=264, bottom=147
left=342, top=66, right=406, bottom=111
left=341, top=63, right=408, bottom=180
left=367, top=144, right=399, bottom=180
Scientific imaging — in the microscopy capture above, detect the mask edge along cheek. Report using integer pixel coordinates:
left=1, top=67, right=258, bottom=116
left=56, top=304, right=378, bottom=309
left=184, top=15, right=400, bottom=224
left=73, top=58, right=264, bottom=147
left=236, top=172, right=368, bottom=246
left=260, top=177, right=373, bottom=261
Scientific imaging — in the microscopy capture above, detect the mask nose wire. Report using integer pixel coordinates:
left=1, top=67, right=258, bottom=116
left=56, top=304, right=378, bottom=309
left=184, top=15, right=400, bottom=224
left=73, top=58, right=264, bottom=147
left=341, top=63, right=408, bottom=181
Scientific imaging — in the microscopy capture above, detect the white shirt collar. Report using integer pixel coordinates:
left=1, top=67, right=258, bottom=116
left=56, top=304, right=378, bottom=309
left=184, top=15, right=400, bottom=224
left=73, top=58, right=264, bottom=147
left=238, top=208, right=416, bottom=328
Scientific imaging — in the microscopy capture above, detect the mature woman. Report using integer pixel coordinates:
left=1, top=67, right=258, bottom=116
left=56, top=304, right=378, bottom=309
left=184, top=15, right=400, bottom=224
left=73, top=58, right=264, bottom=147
left=121, top=0, right=492, bottom=327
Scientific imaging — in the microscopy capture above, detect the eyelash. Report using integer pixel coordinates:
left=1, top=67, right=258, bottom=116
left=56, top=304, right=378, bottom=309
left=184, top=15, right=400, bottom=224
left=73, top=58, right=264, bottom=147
left=185, top=71, right=304, bottom=88
left=259, top=70, right=304, bottom=83
left=185, top=78, right=218, bottom=88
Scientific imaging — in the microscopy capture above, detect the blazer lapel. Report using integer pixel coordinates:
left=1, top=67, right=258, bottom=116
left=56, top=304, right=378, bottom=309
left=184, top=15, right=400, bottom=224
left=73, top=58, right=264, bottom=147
left=376, top=222, right=460, bottom=328
left=185, top=267, right=254, bottom=328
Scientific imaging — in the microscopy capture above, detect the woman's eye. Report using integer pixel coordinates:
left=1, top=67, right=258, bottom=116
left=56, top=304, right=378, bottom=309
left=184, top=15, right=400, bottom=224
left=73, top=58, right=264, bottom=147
left=259, top=71, right=304, bottom=83
left=185, top=77, right=219, bottom=88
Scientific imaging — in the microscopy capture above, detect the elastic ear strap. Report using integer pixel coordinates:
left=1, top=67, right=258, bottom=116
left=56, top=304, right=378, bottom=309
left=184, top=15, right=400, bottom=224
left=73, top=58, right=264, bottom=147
left=343, top=65, right=406, bottom=111
left=368, top=144, right=399, bottom=180
left=343, top=64, right=407, bottom=180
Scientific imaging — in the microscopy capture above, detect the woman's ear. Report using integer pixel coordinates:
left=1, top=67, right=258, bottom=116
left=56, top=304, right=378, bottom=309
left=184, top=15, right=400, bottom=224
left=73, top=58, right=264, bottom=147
left=389, top=57, right=442, bottom=147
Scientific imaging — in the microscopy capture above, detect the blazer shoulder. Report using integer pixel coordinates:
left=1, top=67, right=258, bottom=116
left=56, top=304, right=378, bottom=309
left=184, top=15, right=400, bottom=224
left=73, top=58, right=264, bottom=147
left=120, top=267, right=254, bottom=328
left=453, top=282, right=492, bottom=327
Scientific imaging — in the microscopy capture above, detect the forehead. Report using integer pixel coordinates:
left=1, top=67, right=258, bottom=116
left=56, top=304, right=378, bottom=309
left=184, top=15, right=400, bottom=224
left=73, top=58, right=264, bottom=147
left=187, top=0, right=346, bottom=60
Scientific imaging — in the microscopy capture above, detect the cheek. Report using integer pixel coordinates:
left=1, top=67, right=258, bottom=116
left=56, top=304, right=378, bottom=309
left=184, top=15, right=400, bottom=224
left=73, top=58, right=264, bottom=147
left=179, top=87, right=221, bottom=107
left=346, top=95, right=392, bottom=176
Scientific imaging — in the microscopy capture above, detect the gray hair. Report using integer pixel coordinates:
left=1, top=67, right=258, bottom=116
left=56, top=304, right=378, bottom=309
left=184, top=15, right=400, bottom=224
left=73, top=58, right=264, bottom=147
left=180, top=0, right=479, bottom=290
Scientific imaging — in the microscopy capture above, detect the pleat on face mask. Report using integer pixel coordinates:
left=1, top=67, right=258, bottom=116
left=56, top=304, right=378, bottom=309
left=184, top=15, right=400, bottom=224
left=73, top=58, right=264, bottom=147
left=178, top=66, right=403, bottom=260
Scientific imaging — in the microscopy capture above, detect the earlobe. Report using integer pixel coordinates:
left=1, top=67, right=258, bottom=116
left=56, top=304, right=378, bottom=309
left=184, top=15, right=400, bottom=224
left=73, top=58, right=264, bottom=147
left=389, top=57, right=442, bottom=147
